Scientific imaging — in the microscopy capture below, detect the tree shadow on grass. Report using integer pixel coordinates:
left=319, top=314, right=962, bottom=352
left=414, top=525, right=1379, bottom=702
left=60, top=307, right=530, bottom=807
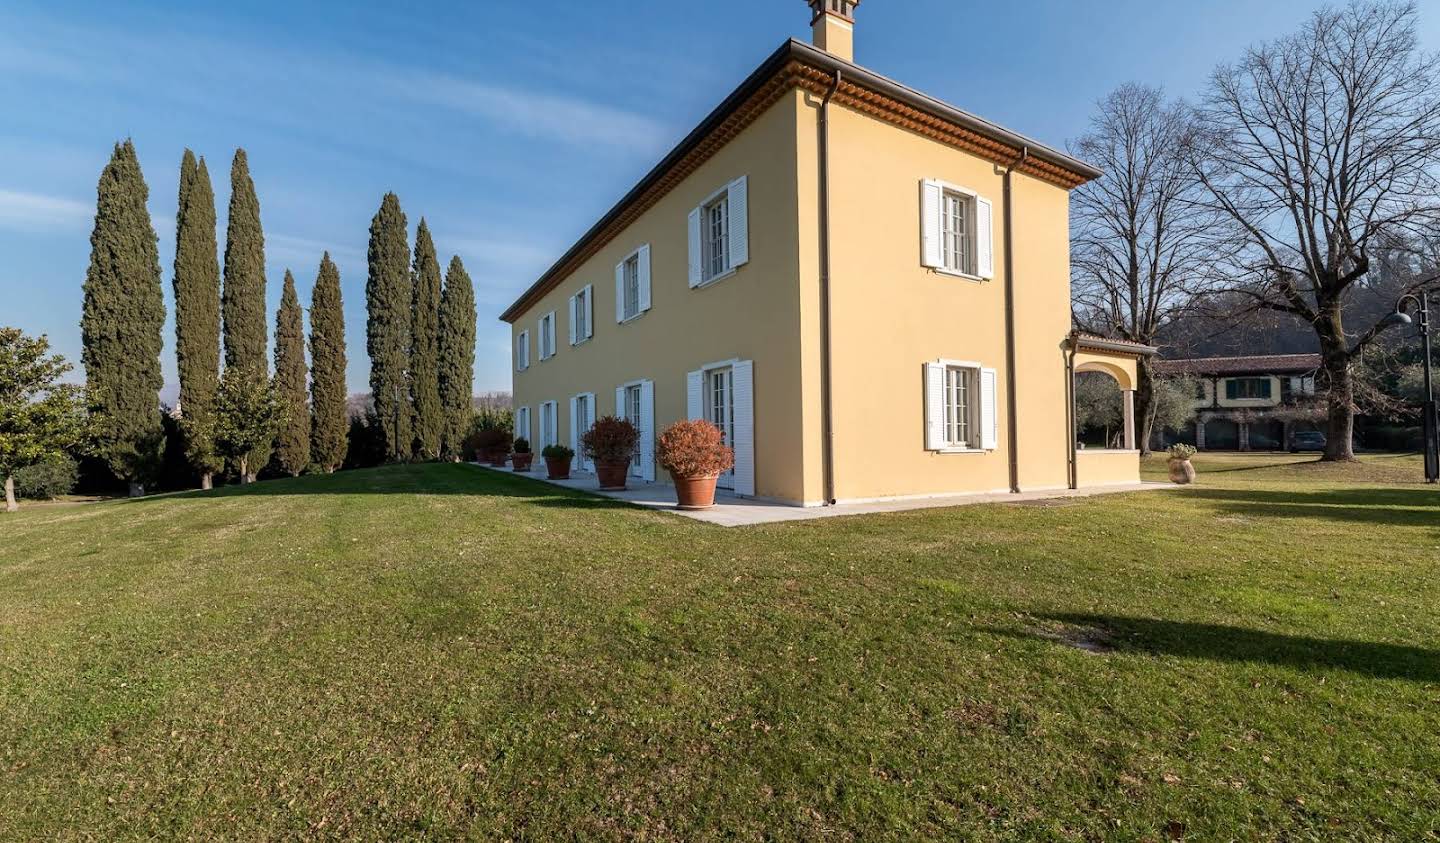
left=1179, top=486, right=1439, bottom=531
left=994, top=613, right=1440, bottom=683
left=123, top=464, right=638, bottom=512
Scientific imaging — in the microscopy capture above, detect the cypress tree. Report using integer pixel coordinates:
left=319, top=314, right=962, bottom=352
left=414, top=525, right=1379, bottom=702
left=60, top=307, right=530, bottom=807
left=409, top=219, right=443, bottom=460
left=221, top=148, right=270, bottom=480
left=309, top=253, right=348, bottom=473
left=81, top=140, right=165, bottom=495
left=437, top=256, right=476, bottom=460
left=366, top=193, right=412, bottom=462
left=273, top=270, right=309, bottom=476
left=172, top=150, right=223, bottom=490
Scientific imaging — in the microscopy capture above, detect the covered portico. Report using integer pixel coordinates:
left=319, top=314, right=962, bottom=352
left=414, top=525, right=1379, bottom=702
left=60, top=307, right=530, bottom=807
left=1065, top=332, right=1158, bottom=488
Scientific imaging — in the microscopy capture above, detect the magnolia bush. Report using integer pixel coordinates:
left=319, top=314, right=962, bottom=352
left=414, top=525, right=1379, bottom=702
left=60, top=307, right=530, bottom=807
left=657, top=420, right=734, bottom=478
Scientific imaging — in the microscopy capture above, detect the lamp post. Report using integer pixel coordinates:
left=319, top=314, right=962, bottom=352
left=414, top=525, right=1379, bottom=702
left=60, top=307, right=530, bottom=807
left=1382, top=292, right=1436, bottom=483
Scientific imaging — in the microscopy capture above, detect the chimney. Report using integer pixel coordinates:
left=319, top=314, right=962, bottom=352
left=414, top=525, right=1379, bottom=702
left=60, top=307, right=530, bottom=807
left=807, top=0, right=859, bottom=63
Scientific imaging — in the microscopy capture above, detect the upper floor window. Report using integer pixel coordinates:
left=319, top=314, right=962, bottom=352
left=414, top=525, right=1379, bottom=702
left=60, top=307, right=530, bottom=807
left=569, top=285, right=593, bottom=346
left=623, top=255, right=641, bottom=319
left=921, top=179, right=994, bottom=279
left=516, top=330, right=530, bottom=371
left=538, top=311, right=557, bottom=360
left=1226, top=377, right=1272, bottom=400
left=688, top=177, right=749, bottom=288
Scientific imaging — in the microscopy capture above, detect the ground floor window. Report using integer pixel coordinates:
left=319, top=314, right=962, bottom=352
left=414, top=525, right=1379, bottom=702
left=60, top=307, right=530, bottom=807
left=943, top=365, right=978, bottom=449
left=539, top=401, right=558, bottom=449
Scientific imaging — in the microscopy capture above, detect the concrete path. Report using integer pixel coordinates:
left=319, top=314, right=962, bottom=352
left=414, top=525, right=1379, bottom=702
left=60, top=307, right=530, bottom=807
left=471, top=463, right=1176, bottom=527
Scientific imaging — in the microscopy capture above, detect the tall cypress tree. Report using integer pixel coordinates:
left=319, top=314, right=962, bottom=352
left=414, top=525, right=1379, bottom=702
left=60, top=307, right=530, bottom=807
left=273, top=270, right=309, bottom=476
left=437, top=256, right=476, bottom=460
left=409, top=219, right=443, bottom=460
left=221, top=148, right=270, bottom=480
left=173, top=150, right=223, bottom=490
left=366, top=193, right=412, bottom=462
left=309, top=253, right=347, bottom=473
left=81, top=140, right=165, bottom=495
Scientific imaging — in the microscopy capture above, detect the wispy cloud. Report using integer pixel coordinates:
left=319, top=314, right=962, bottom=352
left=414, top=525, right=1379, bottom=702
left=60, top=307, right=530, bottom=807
left=396, top=71, right=674, bottom=151
left=0, top=188, right=90, bottom=232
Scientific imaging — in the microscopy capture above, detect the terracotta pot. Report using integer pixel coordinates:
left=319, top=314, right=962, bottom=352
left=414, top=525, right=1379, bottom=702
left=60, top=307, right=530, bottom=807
left=486, top=447, right=509, bottom=467
left=1168, top=458, right=1196, bottom=485
left=671, top=472, right=720, bottom=510
left=545, top=456, right=572, bottom=480
left=596, top=460, right=629, bottom=491
left=511, top=452, right=534, bottom=472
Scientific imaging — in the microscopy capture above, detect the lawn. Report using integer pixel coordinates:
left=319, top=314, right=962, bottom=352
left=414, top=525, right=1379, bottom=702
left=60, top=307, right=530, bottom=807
left=2, top=454, right=1437, bottom=839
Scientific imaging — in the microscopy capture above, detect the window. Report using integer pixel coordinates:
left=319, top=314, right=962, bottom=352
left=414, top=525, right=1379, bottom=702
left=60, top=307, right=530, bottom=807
left=921, top=180, right=993, bottom=279
left=941, top=190, right=975, bottom=276
left=622, top=255, right=641, bottom=320
left=704, top=193, right=730, bottom=280
left=569, top=286, right=592, bottom=346
left=515, top=406, right=530, bottom=442
left=539, top=401, right=558, bottom=449
left=688, top=177, right=749, bottom=288
left=538, top=312, right=556, bottom=360
left=572, top=393, right=594, bottom=470
left=943, top=365, right=979, bottom=448
left=624, top=383, right=643, bottom=470
left=1226, top=377, right=1272, bottom=400
left=925, top=361, right=996, bottom=452
left=516, top=331, right=530, bottom=371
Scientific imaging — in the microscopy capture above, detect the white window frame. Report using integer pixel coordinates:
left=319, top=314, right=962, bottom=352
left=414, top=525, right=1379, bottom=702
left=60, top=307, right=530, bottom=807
left=688, top=177, right=748, bottom=289
left=514, top=405, right=531, bottom=444
left=941, top=364, right=981, bottom=451
left=921, top=179, right=993, bottom=281
left=617, top=247, right=649, bottom=323
left=569, top=284, right=593, bottom=346
left=539, top=400, right=559, bottom=449
left=538, top=311, right=557, bottom=360
left=702, top=191, right=731, bottom=282
left=515, top=330, right=530, bottom=372
left=941, top=189, right=977, bottom=277
left=925, top=358, right=997, bottom=454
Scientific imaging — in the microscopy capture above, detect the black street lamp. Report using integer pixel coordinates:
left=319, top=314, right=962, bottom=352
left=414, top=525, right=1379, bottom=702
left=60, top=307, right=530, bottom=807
left=1381, top=292, right=1437, bottom=483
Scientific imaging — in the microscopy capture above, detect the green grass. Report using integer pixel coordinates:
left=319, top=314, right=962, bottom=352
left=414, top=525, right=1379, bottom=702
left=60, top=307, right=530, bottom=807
left=2, top=454, right=1438, bottom=840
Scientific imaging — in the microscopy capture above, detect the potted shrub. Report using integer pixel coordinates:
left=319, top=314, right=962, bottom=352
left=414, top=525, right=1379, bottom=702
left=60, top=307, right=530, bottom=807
left=511, top=438, right=533, bottom=472
left=581, top=416, right=640, bottom=491
left=1167, top=444, right=1197, bottom=485
left=542, top=444, right=574, bottom=480
left=656, top=419, right=734, bottom=510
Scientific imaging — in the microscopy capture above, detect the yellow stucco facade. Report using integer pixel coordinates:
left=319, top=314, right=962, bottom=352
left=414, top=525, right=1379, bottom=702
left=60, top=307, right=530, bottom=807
left=503, top=39, right=1149, bottom=505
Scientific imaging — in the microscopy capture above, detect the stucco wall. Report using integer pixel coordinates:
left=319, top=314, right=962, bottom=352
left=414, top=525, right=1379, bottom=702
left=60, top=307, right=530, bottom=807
left=815, top=100, right=1076, bottom=501
left=507, top=93, right=809, bottom=503
left=1075, top=449, right=1141, bottom=487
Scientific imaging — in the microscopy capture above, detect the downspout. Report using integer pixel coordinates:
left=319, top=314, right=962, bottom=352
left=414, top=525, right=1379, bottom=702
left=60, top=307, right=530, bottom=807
left=1065, top=332, right=1078, bottom=490
left=818, top=69, right=842, bottom=505
left=1002, top=147, right=1029, bottom=494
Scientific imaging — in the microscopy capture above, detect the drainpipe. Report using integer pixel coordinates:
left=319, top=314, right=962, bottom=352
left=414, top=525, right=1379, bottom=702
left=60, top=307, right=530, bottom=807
left=818, top=69, right=842, bottom=505
left=1002, top=147, right=1029, bottom=494
left=1065, top=332, right=1078, bottom=490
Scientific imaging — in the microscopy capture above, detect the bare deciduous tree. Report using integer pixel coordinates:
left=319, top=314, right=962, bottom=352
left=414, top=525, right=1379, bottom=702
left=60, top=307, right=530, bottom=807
left=1071, top=83, right=1219, bottom=454
left=1193, top=0, right=1440, bottom=460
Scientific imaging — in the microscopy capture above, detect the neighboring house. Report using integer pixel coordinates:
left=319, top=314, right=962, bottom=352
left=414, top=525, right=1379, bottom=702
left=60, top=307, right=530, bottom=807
left=1153, top=354, right=1323, bottom=451
left=501, top=1, right=1152, bottom=506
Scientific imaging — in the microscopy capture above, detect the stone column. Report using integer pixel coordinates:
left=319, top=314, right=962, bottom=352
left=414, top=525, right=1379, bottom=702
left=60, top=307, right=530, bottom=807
left=1196, top=415, right=1207, bottom=450
left=1122, top=389, right=1136, bottom=450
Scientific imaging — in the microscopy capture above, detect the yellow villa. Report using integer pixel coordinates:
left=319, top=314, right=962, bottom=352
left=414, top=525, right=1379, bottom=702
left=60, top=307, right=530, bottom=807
left=500, top=0, right=1154, bottom=507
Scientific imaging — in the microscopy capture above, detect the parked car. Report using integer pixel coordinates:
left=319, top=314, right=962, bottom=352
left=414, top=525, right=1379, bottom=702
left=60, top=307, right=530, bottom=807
left=1289, top=429, right=1327, bottom=453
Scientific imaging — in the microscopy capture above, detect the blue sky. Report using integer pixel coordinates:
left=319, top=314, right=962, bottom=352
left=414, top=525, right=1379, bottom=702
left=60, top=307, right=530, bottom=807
left=4, top=0, right=1438, bottom=398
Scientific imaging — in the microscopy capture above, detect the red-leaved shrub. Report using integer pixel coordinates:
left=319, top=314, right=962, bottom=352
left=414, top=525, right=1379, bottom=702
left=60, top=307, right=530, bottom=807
left=656, top=420, right=734, bottom=478
left=581, top=416, right=639, bottom=464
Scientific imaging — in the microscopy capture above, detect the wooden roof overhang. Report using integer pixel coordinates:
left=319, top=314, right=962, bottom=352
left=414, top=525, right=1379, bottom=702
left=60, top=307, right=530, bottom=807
left=500, top=39, right=1102, bottom=323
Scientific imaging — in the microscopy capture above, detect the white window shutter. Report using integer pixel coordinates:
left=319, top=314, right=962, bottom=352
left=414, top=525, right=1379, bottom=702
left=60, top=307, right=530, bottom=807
left=981, top=367, right=999, bottom=450
left=568, top=296, right=577, bottom=345
left=920, top=180, right=943, bottom=268
left=584, top=284, right=594, bottom=338
left=686, top=370, right=703, bottom=420
left=728, top=176, right=749, bottom=268
left=615, top=385, right=626, bottom=419
left=924, top=363, right=945, bottom=450
left=615, top=261, right=626, bottom=322
left=569, top=396, right=580, bottom=456
left=640, top=379, right=655, bottom=482
left=687, top=207, right=703, bottom=287
left=731, top=360, right=754, bottom=497
left=638, top=245, right=652, bottom=312
left=976, top=196, right=995, bottom=279
left=537, top=318, right=545, bottom=359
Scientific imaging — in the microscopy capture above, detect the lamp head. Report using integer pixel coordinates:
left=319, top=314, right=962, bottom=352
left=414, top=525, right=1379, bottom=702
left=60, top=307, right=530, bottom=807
left=1381, top=310, right=1414, bottom=329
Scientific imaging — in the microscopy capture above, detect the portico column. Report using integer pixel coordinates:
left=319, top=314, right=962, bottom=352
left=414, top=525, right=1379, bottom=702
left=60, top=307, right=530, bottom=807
left=1122, top=389, right=1136, bottom=450
left=1196, top=415, right=1206, bottom=450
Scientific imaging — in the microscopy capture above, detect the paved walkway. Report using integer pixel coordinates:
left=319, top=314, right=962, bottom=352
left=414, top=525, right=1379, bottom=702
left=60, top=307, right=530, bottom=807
left=471, top=463, right=1176, bottom=527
